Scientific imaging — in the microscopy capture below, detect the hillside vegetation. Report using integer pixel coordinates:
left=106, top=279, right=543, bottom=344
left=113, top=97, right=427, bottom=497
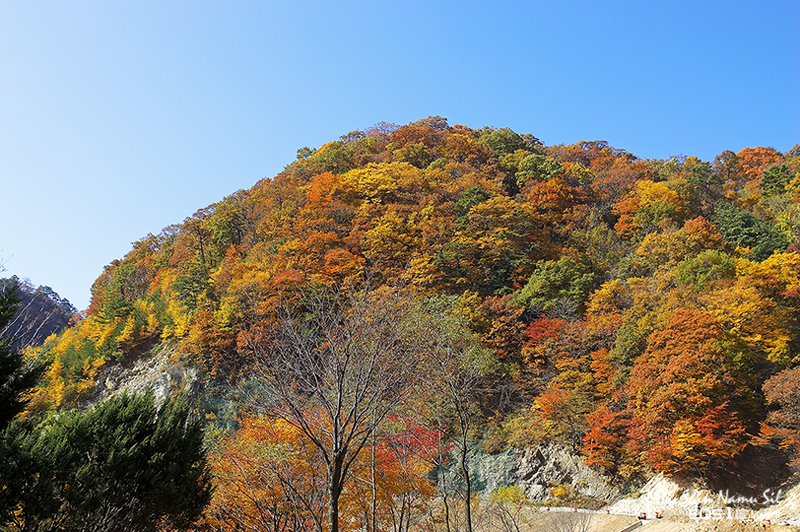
left=0, top=277, right=75, bottom=351
left=21, top=117, right=800, bottom=530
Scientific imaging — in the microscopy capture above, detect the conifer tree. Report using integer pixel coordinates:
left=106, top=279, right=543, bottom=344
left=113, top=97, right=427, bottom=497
left=0, top=281, right=43, bottom=428
left=4, top=392, right=212, bottom=532
left=0, top=279, right=211, bottom=531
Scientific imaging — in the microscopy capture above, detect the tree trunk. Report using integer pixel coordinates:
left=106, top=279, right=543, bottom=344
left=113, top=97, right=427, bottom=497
left=329, top=457, right=344, bottom=532
left=328, top=486, right=340, bottom=532
left=371, top=429, right=377, bottom=532
left=460, top=435, right=472, bottom=532
left=442, top=490, right=452, bottom=532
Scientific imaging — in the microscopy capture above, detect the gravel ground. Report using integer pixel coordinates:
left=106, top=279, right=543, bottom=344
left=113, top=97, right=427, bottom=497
left=512, top=508, right=797, bottom=532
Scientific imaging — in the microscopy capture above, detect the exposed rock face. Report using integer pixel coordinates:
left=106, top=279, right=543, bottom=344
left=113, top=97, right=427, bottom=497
left=0, top=277, right=75, bottom=350
left=87, top=343, right=201, bottom=408
left=468, top=443, right=620, bottom=502
left=604, top=473, right=800, bottom=524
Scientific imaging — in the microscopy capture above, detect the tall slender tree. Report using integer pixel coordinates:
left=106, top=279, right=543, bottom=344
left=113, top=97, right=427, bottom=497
left=241, top=286, right=427, bottom=532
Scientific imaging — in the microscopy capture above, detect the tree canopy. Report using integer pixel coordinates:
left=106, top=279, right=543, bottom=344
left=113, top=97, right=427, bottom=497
left=16, top=118, right=800, bottom=527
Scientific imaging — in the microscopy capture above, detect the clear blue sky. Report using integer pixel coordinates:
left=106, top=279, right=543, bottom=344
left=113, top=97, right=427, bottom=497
left=1, top=1, right=798, bottom=311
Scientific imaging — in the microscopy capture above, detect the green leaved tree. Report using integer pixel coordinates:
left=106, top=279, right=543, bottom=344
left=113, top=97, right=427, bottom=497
left=0, top=272, right=211, bottom=532
left=0, top=279, right=46, bottom=529
left=4, top=392, right=212, bottom=532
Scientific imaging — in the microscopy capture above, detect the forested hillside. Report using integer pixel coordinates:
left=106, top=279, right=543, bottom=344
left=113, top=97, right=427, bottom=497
left=21, top=117, right=800, bottom=530
left=0, top=277, right=75, bottom=351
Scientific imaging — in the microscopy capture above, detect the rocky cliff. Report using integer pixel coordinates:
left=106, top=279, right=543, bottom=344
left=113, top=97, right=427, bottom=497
left=87, top=343, right=201, bottom=408
left=468, top=443, right=620, bottom=503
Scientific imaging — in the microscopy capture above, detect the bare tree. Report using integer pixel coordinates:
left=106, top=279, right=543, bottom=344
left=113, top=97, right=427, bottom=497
left=437, top=355, right=481, bottom=532
left=205, top=424, right=328, bottom=532
left=418, top=296, right=497, bottom=532
left=480, top=486, right=529, bottom=532
left=0, top=277, right=75, bottom=352
left=241, top=286, right=427, bottom=532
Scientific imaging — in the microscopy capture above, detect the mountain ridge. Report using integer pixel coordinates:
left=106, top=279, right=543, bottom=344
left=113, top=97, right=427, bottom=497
left=20, top=117, right=800, bottom=528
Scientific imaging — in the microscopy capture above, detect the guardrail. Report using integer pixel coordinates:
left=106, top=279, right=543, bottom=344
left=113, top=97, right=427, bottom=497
left=617, top=521, right=643, bottom=532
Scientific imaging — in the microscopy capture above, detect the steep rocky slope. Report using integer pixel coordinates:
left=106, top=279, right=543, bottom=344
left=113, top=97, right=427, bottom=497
left=470, top=443, right=620, bottom=503
left=0, top=277, right=75, bottom=350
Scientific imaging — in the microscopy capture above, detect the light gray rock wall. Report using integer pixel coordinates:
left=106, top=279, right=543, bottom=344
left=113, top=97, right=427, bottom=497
left=466, top=443, right=620, bottom=502
left=87, top=343, right=201, bottom=408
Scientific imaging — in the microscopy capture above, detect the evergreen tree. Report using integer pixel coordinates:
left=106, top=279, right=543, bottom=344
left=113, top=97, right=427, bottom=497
left=712, top=202, right=788, bottom=261
left=0, top=281, right=43, bottom=428
left=0, top=282, right=211, bottom=531
left=6, top=392, right=212, bottom=532
left=0, top=280, right=47, bottom=529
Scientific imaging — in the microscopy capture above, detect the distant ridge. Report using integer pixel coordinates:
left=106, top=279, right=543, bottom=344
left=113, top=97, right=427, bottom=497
left=0, top=276, right=76, bottom=350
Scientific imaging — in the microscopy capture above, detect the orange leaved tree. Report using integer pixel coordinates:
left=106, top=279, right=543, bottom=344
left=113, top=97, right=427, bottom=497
left=239, top=286, right=430, bottom=532
left=205, top=416, right=327, bottom=532
left=624, top=309, right=751, bottom=475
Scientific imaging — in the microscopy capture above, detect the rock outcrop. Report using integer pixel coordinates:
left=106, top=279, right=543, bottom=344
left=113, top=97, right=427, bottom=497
left=468, top=443, right=620, bottom=502
left=87, top=343, right=201, bottom=408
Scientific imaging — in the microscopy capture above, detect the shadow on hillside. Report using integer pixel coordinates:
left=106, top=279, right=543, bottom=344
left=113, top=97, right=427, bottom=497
left=704, top=445, right=795, bottom=503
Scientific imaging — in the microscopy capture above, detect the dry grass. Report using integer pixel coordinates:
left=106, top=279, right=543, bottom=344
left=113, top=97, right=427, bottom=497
left=415, top=501, right=639, bottom=532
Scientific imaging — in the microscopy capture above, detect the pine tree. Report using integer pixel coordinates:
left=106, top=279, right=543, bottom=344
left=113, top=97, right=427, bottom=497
left=0, top=281, right=44, bottom=428
left=5, top=392, right=212, bottom=532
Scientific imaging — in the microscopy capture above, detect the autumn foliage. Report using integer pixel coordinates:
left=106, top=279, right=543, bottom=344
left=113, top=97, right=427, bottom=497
left=22, top=117, right=800, bottom=522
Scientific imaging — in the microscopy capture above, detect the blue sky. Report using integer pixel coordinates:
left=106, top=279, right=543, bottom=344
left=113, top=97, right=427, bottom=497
left=1, top=1, right=798, bottom=311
